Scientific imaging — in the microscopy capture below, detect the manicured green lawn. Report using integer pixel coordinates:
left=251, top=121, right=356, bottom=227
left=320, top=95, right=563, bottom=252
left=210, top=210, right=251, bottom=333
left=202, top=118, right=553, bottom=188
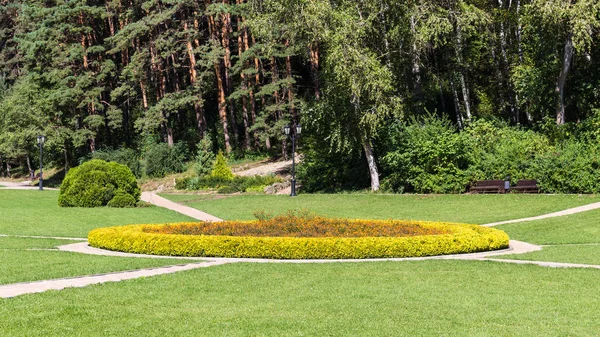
left=494, top=208, right=600, bottom=265
left=0, top=236, right=197, bottom=285
left=496, top=208, right=600, bottom=245
left=2, top=189, right=600, bottom=335
left=495, top=245, right=600, bottom=265
left=0, top=236, right=77, bottom=249
left=160, top=193, right=600, bottom=224
left=0, top=190, right=195, bottom=237
left=1, top=261, right=599, bottom=336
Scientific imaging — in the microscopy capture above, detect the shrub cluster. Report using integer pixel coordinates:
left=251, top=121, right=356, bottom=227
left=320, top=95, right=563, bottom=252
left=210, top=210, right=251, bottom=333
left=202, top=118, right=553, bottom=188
left=143, top=142, right=188, bottom=178
left=89, top=148, right=142, bottom=178
left=211, top=151, right=234, bottom=180
left=175, top=174, right=281, bottom=193
left=378, top=116, right=600, bottom=194
left=59, top=159, right=140, bottom=207
left=88, top=218, right=509, bottom=259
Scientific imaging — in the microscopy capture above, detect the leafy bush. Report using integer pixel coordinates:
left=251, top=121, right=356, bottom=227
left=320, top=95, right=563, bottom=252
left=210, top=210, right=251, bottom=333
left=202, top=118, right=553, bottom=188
left=88, top=219, right=509, bottom=259
left=176, top=174, right=280, bottom=193
left=210, top=151, right=234, bottom=180
left=107, top=193, right=137, bottom=208
left=143, top=142, right=188, bottom=178
left=381, top=115, right=471, bottom=193
left=217, top=186, right=239, bottom=194
left=464, top=119, right=552, bottom=182
left=297, top=145, right=370, bottom=193
left=59, top=159, right=140, bottom=207
left=195, top=137, right=215, bottom=176
left=90, top=148, right=142, bottom=178
left=528, top=141, right=600, bottom=193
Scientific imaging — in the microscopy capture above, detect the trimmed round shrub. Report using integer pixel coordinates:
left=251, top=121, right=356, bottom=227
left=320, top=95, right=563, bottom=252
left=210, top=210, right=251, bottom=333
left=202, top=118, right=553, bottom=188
left=107, top=193, right=137, bottom=208
left=88, top=217, right=509, bottom=259
left=59, top=159, right=140, bottom=207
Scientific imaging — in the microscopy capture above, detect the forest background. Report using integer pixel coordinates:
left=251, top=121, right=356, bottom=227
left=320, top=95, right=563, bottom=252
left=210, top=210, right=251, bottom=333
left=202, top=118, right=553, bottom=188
left=1, top=0, right=600, bottom=193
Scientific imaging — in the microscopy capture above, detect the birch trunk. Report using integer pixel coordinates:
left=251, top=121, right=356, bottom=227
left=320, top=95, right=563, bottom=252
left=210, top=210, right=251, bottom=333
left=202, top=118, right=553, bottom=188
left=556, top=32, right=573, bottom=125
left=454, top=26, right=471, bottom=120
left=361, top=133, right=380, bottom=192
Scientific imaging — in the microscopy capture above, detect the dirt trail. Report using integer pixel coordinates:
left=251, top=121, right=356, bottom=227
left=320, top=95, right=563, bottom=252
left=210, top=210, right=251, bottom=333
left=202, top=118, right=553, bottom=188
left=234, top=159, right=293, bottom=177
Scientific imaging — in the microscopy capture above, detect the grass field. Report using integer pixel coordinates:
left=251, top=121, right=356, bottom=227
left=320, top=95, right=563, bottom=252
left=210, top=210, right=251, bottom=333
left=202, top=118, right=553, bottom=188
left=2, top=190, right=600, bottom=335
left=1, top=261, right=599, bottom=336
left=0, top=236, right=196, bottom=285
left=160, top=193, right=600, bottom=224
left=0, top=190, right=195, bottom=237
left=494, top=208, right=600, bottom=265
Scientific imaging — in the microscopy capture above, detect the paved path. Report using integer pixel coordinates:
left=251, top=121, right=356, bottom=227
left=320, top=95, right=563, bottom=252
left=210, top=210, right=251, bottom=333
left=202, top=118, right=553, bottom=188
left=141, top=191, right=222, bottom=222
left=0, top=180, right=58, bottom=190
left=482, top=202, right=600, bottom=227
left=0, top=261, right=229, bottom=298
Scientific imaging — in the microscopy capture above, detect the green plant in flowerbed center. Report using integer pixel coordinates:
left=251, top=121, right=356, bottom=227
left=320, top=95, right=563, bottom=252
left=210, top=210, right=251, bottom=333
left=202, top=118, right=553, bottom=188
left=89, top=211, right=509, bottom=259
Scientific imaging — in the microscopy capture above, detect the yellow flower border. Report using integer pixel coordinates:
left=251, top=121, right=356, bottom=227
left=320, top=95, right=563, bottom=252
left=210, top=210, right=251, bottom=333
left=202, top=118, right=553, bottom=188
left=88, top=221, right=509, bottom=259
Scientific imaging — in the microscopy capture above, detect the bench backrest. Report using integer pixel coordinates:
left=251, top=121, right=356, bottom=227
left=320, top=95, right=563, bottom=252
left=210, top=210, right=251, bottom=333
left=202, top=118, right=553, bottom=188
left=473, top=180, right=504, bottom=187
left=516, top=179, right=538, bottom=187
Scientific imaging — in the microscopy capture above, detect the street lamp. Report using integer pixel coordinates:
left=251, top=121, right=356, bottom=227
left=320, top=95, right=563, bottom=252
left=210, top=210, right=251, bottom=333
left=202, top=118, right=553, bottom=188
left=37, top=135, right=45, bottom=191
left=284, top=124, right=301, bottom=196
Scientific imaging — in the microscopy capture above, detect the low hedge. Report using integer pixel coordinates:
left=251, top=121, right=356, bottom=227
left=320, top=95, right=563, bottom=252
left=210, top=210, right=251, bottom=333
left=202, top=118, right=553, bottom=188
left=88, top=219, right=509, bottom=259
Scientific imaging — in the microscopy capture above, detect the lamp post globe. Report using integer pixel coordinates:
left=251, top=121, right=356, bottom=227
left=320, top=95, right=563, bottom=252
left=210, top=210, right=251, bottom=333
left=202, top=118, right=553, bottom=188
left=37, top=135, right=45, bottom=191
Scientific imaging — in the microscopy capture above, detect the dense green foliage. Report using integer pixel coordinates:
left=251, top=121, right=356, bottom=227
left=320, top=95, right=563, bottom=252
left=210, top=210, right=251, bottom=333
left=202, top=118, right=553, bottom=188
left=194, top=138, right=215, bottom=177
left=1, top=0, right=600, bottom=192
left=58, top=159, right=140, bottom=207
left=143, top=142, right=188, bottom=178
left=176, top=174, right=281, bottom=193
left=301, top=116, right=600, bottom=194
left=89, top=148, right=142, bottom=178
left=210, top=151, right=234, bottom=181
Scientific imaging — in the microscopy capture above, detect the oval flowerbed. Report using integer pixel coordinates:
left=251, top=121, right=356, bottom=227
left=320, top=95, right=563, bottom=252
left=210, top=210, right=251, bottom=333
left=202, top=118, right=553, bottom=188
left=89, top=215, right=509, bottom=259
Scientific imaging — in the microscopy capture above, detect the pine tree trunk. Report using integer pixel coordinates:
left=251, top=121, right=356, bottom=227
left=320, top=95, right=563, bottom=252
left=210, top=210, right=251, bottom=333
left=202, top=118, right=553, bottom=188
left=208, top=13, right=232, bottom=153
left=237, top=8, right=251, bottom=150
left=285, top=40, right=296, bottom=122
left=221, top=2, right=238, bottom=145
left=184, top=21, right=205, bottom=137
left=242, top=16, right=260, bottom=148
left=556, top=32, right=573, bottom=125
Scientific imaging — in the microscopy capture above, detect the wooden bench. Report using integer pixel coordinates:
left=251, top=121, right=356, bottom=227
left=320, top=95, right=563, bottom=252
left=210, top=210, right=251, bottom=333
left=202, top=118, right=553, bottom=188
left=511, top=179, right=539, bottom=193
left=469, top=180, right=506, bottom=194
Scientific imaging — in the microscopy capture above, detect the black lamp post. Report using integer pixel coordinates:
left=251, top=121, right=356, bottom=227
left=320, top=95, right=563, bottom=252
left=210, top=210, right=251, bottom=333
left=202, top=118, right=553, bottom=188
left=284, top=124, right=302, bottom=196
left=37, top=135, right=45, bottom=191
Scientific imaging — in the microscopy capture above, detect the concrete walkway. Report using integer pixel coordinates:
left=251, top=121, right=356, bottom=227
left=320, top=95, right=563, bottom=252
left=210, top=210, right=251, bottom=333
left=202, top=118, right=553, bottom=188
left=482, top=202, right=600, bottom=227
left=141, top=191, right=222, bottom=222
left=0, top=180, right=58, bottom=190
left=0, top=261, right=229, bottom=298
